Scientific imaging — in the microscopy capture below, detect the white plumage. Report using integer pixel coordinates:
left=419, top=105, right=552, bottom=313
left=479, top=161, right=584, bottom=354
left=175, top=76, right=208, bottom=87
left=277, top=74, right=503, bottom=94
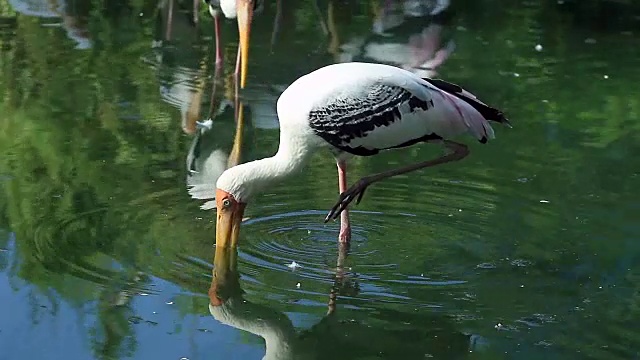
left=279, top=62, right=496, bottom=153
left=206, top=0, right=263, bottom=18
left=211, top=62, right=510, bottom=246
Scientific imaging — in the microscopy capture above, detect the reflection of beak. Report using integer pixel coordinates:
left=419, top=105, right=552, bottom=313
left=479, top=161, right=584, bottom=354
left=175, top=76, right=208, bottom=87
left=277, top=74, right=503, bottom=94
left=215, top=196, right=246, bottom=248
left=237, top=0, right=254, bottom=89
left=227, top=101, right=245, bottom=167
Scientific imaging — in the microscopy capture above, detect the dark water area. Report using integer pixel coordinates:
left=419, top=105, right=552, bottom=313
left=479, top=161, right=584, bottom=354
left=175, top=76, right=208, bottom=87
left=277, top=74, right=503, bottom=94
left=1, top=0, right=639, bottom=359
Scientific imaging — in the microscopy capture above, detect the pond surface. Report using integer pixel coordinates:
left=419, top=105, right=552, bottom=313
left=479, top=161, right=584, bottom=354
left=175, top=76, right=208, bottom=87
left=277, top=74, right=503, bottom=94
left=1, top=0, right=640, bottom=359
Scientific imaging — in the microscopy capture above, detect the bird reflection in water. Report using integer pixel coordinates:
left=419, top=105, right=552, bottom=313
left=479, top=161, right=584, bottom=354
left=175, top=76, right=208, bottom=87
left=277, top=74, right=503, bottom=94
left=208, top=243, right=483, bottom=359
left=187, top=82, right=249, bottom=210
left=336, top=0, right=455, bottom=78
left=150, top=0, right=212, bottom=135
left=9, top=0, right=92, bottom=49
left=208, top=242, right=356, bottom=360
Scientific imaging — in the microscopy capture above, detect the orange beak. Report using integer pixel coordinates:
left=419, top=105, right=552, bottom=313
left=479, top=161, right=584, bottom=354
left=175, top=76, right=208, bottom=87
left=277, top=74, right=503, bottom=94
left=215, top=189, right=246, bottom=248
left=209, top=245, right=239, bottom=306
left=236, top=0, right=254, bottom=89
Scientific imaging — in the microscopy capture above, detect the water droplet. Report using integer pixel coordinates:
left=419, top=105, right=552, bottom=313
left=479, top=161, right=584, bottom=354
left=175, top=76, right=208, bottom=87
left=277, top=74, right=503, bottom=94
left=535, top=340, right=553, bottom=347
left=296, top=282, right=301, bottom=288
left=510, top=259, right=532, bottom=267
left=535, top=44, right=543, bottom=51
left=476, top=262, right=496, bottom=269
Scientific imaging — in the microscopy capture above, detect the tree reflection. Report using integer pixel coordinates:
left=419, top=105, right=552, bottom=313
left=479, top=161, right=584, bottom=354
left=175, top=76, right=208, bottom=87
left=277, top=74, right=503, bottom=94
left=0, top=0, right=639, bottom=358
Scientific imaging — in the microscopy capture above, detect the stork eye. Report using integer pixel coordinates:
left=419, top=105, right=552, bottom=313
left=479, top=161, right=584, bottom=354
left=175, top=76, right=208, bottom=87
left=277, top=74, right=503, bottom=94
left=222, top=198, right=232, bottom=208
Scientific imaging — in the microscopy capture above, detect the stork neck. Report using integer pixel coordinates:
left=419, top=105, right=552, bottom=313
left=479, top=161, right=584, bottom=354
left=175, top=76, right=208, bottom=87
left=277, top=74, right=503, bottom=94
left=219, top=133, right=311, bottom=201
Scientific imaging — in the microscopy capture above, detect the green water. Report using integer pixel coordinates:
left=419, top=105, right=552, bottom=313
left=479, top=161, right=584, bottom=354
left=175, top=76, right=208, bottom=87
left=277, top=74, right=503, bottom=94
left=1, top=0, right=640, bottom=359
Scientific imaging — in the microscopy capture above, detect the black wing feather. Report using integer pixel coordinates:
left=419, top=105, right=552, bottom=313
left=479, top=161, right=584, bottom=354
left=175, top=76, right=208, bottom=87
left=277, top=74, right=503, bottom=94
left=308, top=84, right=434, bottom=156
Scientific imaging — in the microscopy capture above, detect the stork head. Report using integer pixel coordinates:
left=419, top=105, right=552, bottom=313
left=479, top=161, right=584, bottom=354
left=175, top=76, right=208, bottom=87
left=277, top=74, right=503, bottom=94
left=214, top=162, right=256, bottom=248
left=214, top=189, right=246, bottom=248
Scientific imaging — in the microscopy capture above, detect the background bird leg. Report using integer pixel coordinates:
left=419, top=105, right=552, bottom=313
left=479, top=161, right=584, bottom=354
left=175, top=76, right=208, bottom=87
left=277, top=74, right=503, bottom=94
left=193, top=0, right=199, bottom=25
left=213, top=11, right=223, bottom=66
left=326, top=141, right=470, bottom=221
left=165, top=0, right=174, bottom=40
left=336, top=160, right=351, bottom=243
left=270, top=0, right=283, bottom=51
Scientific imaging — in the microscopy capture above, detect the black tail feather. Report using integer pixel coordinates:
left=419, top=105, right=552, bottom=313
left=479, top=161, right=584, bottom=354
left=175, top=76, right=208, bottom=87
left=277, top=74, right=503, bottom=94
left=423, top=78, right=512, bottom=127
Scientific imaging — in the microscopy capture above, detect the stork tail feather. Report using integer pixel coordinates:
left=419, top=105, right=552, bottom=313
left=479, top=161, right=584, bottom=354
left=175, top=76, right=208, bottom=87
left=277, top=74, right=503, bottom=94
left=423, top=78, right=511, bottom=127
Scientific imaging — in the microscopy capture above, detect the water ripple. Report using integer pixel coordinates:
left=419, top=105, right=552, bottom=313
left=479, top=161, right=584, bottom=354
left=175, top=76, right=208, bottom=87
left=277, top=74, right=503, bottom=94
left=227, top=164, right=508, bottom=313
left=30, top=206, right=156, bottom=296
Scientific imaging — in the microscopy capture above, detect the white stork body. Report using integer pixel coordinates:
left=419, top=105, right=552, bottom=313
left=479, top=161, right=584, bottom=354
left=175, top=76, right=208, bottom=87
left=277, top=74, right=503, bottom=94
left=277, top=62, right=497, bottom=156
left=212, top=62, right=509, bottom=247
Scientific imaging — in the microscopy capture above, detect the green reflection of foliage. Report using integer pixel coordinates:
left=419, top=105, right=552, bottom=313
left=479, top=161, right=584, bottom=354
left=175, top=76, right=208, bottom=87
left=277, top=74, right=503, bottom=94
left=0, top=0, right=640, bottom=358
left=0, top=2, right=201, bottom=359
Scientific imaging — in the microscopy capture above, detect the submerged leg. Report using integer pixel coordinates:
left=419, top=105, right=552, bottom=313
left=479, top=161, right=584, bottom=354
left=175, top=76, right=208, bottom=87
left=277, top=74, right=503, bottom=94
left=336, top=160, right=351, bottom=244
left=325, top=141, right=470, bottom=222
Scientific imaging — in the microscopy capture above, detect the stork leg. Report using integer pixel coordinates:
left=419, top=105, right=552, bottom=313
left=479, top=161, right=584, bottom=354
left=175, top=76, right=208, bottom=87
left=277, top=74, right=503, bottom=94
left=193, top=0, right=199, bottom=26
left=213, top=11, right=223, bottom=66
left=233, top=44, right=242, bottom=82
left=325, top=141, right=470, bottom=222
left=166, top=0, right=174, bottom=41
left=336, top=159, right=351, bottom=244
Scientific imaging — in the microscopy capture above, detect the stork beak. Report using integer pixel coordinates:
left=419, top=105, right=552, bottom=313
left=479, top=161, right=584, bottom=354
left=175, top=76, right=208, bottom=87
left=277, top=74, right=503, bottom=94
left=215, top=189, right=246, bottom=247
left=209, top=245, right=239, bottom=306
left=236, top=0, right=254, bottom=89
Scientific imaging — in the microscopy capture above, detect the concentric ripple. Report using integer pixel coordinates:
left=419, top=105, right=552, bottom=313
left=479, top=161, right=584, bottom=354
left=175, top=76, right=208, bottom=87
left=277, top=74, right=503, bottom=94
left=224, top=160, right=530, bottom=314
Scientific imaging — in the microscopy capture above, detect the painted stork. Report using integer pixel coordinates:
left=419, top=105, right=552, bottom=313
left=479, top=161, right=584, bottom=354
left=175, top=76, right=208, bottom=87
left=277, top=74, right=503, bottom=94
left=203, top=0, right=263, bottom=88
left=212, top=62, right=510, bottom=247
